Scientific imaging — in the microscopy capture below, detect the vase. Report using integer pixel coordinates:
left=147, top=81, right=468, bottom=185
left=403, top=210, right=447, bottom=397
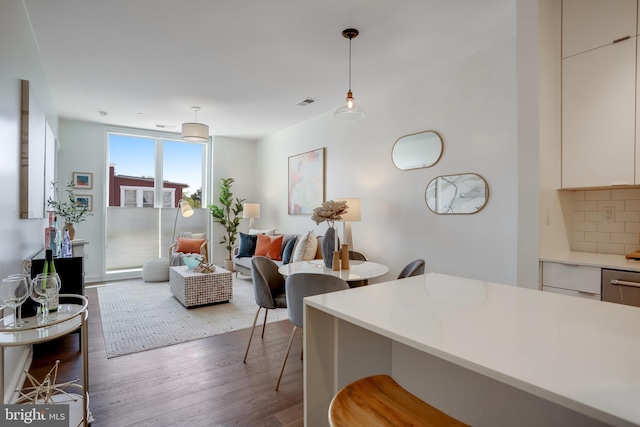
left=322, top=226, right=338, bottom=268
left=341, top=243, right=350, bottom=270
left=63, top=223, right=76, bottom=240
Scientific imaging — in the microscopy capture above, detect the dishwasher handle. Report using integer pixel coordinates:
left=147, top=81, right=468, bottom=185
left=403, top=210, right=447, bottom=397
left=610, top=279, right=640, bottom=288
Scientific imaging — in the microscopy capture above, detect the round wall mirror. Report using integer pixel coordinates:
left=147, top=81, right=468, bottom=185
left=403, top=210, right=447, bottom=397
left=425, top=173, right=489, bottom=214
left=392, top=130, right=443, bottom=170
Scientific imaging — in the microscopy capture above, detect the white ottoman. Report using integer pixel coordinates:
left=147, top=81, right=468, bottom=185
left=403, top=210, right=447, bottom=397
left=142, top=257, right=170, bottom=282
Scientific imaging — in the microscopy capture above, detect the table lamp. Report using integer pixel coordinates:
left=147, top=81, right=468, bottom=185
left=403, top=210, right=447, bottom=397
left=243, top=203, right=261, bottom=229
left=338, top=198, right=361, bottom=249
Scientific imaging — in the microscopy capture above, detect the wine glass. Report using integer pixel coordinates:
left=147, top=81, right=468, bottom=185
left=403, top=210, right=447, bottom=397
left=0, top=276, right=31, bottom=328
left=30, top=273, right=60, bottom=324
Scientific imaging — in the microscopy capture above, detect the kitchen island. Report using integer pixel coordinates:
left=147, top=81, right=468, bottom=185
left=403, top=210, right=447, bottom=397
left=304, top=273, right=640, bottom=427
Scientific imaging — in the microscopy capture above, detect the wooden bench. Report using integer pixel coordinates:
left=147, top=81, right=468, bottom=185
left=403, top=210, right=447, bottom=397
left=328, top=374, right=470, bottom=427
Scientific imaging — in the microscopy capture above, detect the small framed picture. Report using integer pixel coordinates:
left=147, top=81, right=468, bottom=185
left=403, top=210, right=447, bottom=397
left=73, top=172, right=93, bottom=190
left=75, top=195, right=93, bottom=211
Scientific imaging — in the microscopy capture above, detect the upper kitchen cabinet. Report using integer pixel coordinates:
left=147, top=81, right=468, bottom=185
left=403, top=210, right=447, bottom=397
left=562, top=0, right=637, bottom=58
left=562, top=37, right=636, bottom=188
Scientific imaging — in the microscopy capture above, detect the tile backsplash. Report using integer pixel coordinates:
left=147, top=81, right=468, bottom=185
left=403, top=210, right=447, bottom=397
left=571, top=188, right=640, bottom=255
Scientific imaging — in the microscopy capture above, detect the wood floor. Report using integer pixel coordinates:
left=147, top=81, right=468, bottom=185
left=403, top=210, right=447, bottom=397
left=28, top=285, right=304, bottom=426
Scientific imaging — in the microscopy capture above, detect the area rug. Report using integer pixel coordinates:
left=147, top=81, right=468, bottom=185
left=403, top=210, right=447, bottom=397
left=97, top=277, right=288, bottom=358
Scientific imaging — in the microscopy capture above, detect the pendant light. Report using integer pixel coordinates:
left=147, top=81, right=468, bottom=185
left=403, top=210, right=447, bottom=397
left=334, top=28, right=365, bottom=120
left=181, top=106, right=209, bottom=142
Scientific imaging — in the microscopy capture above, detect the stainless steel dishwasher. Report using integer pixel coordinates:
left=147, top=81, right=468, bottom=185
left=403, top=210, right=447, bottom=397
left=602, top=269, right=640, bottom=307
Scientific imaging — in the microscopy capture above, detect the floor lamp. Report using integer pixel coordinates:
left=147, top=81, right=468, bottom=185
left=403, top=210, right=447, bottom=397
left=243, top=203, right=260, bottom=229
left=172, top=199, right=194, bottom=243
left=338, top=198, right=361, bottom=249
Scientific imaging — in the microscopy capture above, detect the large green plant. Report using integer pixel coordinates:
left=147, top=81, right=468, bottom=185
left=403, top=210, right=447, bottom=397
left=208, top=178, right=245, bottom=261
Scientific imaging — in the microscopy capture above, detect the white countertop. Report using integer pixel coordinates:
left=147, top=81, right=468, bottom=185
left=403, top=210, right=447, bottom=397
left=305, top=273, right=640, bottom=427
left=541, top=250, right=640, bottom=272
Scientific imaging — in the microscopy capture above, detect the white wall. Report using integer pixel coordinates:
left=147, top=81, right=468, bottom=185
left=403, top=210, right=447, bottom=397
left=211, top=136, right=259, bottom=263
left=257, top=41, right=520, bottom=285
left=0, top=0, right=59, bottom=402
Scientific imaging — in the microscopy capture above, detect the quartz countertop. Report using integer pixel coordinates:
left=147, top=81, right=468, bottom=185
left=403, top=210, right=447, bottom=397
left=305, top=273, right=640, bottom=426
left=540, top=250, right=640, bottom=272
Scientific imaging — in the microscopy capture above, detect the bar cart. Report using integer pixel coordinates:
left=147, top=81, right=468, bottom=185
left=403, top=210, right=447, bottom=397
left=0, top=294, right=89, bottom=426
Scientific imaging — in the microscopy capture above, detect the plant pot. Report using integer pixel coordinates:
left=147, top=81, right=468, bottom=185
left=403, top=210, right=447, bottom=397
left=63, top=223, right=76, bottom=240
left=224, top=259, right=235, bottom=272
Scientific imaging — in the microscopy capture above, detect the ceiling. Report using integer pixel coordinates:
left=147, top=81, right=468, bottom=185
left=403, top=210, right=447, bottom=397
left=23, top=0, right=515, bottom=140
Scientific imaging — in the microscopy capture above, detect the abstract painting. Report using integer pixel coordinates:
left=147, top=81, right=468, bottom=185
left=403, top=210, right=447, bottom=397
left=288, top=148, right=324, bottom=215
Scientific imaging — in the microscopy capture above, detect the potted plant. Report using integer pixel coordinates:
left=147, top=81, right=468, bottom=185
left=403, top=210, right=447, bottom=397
left=47, top=181, right=92, bottom=240
left=208, top=178, right=245, bottom=271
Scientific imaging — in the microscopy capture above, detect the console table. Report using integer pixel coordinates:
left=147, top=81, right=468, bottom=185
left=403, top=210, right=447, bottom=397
left=0, top=295, right=89, bottom=426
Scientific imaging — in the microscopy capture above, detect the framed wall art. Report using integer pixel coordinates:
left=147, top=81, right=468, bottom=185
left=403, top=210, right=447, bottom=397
left=73, top=172, right=93, bottom=190
left=75, top=194, right=93, bottom=211
left=288, top=147, right=325, bottom=215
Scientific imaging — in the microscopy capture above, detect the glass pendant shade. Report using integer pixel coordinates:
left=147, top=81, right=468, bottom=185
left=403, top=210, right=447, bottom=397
left=334, top=91, right=365, bottom=120
left=181, top=122, right=209, bottom=142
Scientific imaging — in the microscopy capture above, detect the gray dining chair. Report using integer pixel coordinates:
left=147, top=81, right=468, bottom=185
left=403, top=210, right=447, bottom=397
left=275, top=273, right=350, bottom=390
left=348, top=251, right=368, bottom=287
left=397, top=259, right=425, bottom=279
left=243, top=256, right=286, bottom=363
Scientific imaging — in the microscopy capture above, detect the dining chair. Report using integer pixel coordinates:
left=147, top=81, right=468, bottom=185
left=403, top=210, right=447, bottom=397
left=275, top=273, right=350, bottom=390
left=397, top=259, right=425, bottom=279
left=243, top=256, right=286, bottom=363
left=347, top=251, right=368, bottom=287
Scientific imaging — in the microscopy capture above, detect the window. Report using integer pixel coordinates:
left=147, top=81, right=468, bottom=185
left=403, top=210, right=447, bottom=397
left=106, top=131, right=209, bottom=273
left=120, top=186, right=175, bottom=207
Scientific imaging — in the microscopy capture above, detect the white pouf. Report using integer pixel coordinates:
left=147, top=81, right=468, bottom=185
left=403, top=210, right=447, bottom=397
left=142, top=257, right=170, bottom=282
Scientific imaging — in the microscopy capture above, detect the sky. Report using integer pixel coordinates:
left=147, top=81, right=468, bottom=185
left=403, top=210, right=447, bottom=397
left=109, top=134, right=204, bottom=195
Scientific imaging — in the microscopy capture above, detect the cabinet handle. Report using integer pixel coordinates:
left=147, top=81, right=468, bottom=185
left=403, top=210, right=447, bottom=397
left=577, top=291, right=598, bottom=296
left=613, top=35, right=631, bottom=43
left=610, top=279, right=640, bottom=288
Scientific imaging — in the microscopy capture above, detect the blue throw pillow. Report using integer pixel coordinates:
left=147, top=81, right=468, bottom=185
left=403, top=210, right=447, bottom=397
left=237, top=232, right=258, bottom=257
left=282, top=236, right=298, bottom=264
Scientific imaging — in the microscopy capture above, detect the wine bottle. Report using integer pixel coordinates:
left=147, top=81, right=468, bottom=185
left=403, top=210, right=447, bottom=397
left=43, top=249, right=59, bottom=312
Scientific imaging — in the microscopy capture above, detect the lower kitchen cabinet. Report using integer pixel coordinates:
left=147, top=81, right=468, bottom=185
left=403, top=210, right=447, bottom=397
left=541, top=261, right=601, bottom=300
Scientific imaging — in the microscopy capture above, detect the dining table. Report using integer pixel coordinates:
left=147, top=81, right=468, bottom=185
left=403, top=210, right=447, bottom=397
left=277, top=259, right=389, bottom=284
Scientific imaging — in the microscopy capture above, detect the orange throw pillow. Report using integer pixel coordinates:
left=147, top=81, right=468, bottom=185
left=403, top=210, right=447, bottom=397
left=175, top=237, right=205, bottom=254
left=254, top=234, right=283, bottom=261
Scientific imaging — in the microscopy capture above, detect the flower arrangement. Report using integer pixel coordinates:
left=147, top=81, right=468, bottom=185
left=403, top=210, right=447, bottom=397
left=47, top=181, right=92, bottom=224
left=311, top=200, right=349, bottom=228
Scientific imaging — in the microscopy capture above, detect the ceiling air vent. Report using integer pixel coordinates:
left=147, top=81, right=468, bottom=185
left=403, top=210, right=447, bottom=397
left=295, top=98, right=317, bottom=107
left=156, top=124, right=176, bottom=129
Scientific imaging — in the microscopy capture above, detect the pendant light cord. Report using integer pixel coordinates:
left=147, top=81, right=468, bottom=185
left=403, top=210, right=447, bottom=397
left=348, top=36, right=352, bottom=92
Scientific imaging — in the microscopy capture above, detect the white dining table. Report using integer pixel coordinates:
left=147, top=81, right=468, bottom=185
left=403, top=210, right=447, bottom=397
left=278, top=259, right=389, bottom=283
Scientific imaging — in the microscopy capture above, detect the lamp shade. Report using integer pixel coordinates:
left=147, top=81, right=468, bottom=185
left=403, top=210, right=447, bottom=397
left=179, top=199, right=194, bottom=218
left=243, top=203, right=260, bottom=219
left=181, top=122, right=209, bottom=142
left=339, top=198, right=361, bottom=222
